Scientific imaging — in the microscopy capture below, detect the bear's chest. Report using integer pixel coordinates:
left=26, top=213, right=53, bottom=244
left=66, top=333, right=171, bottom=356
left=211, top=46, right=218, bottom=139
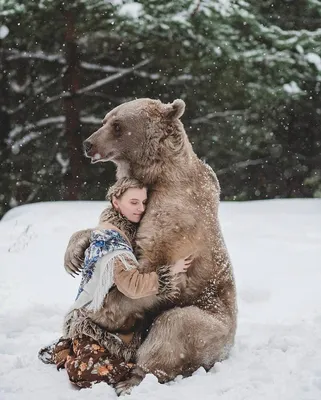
left=134, top=198, right=198, bottom=269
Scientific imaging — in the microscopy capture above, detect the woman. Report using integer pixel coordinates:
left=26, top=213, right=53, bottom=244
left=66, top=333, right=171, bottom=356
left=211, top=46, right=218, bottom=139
left=39, top=177, right=191, bottom=388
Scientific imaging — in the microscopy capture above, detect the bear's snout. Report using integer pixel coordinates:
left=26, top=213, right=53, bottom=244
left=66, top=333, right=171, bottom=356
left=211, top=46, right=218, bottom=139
left=83, top=140, right=93, bottom=155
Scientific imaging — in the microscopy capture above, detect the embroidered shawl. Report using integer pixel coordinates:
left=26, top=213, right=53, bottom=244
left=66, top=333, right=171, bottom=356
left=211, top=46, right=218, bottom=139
left=63, top=229, right=137, bottom=337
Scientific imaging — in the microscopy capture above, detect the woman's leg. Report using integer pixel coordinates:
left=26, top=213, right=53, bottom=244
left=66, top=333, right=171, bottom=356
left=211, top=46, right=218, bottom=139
left=65, top=336, right=136, bottom=388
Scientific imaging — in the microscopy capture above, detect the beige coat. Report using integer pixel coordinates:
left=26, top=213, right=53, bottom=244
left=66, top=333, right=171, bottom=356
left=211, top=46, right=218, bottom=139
left=97, top=221, right=160, bottom=299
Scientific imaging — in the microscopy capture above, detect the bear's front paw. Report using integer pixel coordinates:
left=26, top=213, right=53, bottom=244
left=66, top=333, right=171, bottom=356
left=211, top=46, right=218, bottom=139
left=64, top=229, right=91, bottom=275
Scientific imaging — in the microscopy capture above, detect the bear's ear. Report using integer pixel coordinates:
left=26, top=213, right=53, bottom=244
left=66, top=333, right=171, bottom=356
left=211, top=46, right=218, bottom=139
left=163, top=99, right=186, bottom=120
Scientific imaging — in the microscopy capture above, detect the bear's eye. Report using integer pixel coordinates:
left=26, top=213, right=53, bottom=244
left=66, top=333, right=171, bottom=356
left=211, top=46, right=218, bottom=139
left=113, top=122, right=121, bottom=135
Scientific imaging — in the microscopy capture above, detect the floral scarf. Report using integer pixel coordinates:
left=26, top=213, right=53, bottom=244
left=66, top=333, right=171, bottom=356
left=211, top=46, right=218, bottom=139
left=76, top=229, right=133, bottom=300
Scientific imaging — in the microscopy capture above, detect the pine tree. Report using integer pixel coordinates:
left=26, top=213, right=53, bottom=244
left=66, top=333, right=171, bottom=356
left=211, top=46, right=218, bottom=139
left=1, top=0, right=321, bottom=217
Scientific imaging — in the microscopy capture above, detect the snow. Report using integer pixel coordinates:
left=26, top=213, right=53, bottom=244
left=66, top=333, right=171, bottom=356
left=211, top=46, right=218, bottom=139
left=11, top=132, right=45, bottom=155
left=118, top=3, right=143, bottom=19
left=56, top=153, right=69, bottom=174
left=305, top=52, right=321, bottom=72
left=1, top=199, right=321, bottom=400
left=283, top=81, right=303, bottom=94
left=211, top=0, right=236, bottom=17
left=0, top=25, right=9, bottom=39
left=11, top=78, right=31, bottom=94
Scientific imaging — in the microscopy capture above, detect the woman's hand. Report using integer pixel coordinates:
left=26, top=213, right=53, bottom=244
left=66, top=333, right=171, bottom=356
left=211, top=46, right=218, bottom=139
left=171, top=255, right=193, bottom=275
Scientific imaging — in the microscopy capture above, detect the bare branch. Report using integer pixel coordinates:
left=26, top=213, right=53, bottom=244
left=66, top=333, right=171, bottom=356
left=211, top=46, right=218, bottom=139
left=80, top=116, right=102, bottom=125
left=190, top=0, right=201, bottom=17
left=8, top=117, right=65, bottom=140
left=36, top=59, right=154, bottom=106
left=82, top=91, right=125, bottom=102
left=9, top=115, right=102, bottom=151
left=80, top=61, right=122, bottom=73
left=25, top=132, right=64, bottom=203
left=6, top=49, right=157, bottom=80
left=7, top=49, right=65, bottom=64
left=78, top=58, right=152, bottom=94
left=191, top=110, right=249, bottom=124
left=9, top=74, right=64, bottom=115
left=216, top=157, right=271, bottom=176
left=81, top=60, right=160, bottom=80
left=44, top=92, right=69, bottom=105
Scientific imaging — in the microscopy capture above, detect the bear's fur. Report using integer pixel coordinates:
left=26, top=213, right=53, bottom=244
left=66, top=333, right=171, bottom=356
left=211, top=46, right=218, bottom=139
left=66, top=98, right=237, bottom=393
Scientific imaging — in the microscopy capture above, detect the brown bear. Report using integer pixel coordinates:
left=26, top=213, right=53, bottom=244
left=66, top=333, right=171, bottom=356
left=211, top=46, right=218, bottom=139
left=65, top=98, right=237, bottom=394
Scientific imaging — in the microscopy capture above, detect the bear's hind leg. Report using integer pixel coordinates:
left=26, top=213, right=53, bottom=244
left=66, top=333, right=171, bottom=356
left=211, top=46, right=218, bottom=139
left=115, top=305, right=234, bottom=395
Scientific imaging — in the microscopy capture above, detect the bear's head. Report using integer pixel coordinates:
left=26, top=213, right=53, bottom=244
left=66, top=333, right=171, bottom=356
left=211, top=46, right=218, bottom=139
left=83, top=98, right=189, bottom=181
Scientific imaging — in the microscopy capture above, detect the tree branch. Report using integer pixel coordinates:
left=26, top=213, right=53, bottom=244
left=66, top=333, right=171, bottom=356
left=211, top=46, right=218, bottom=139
left=216, top=157, right=271, bottom=176
left=190, top=0, right=201, bottom=18
left=9, top=74, right=64, bottom=115
left=77, top=58, right=152, bottom=94
left=25, top=132, right=64, bottom=203
left=80, top=61, right=124, bottom=73
left=41, top=58, right=154, bottom=105
left=6, top=49, right=156, bottom=79
left=9, top=115, right=102, bottom=151
left=191, top=110, right=250, bottom=124
left=8, top=116, right=65, bottom=141
left=7, top=49, right=65, bottom=63
left=80, top=116, right=102, bottom=125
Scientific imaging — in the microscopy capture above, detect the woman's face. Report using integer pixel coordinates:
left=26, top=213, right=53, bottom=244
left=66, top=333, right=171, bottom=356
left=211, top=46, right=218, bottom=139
left=112, top=187, right=148, bottom=223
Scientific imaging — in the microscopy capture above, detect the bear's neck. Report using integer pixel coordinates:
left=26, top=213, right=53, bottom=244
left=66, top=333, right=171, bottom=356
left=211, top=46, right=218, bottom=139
left=116, top=148, right=196, bottom=186
left=116, top=127, right=196, bottom=185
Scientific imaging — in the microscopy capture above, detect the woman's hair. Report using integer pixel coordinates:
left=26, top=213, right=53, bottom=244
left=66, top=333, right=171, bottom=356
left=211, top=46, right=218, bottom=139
left=106, top=177, right=146, bottom=202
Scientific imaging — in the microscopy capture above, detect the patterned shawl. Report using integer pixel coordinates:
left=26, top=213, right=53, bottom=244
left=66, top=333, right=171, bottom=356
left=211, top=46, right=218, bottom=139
left=76, top=229, right=133, bottom=300
left=63, top=226, right=138, bottom=338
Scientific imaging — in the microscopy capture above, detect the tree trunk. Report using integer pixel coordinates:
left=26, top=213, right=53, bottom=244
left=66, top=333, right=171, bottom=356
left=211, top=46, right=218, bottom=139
left=0, top=39, right=12, bottom=217
left=62, top=7, right=83, bottom=200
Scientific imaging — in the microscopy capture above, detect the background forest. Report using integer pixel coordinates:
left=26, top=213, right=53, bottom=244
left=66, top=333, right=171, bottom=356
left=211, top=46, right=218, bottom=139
left=1, top=0, right=321, bottom=218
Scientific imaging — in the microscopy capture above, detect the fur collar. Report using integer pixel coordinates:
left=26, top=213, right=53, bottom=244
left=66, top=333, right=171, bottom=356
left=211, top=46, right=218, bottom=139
left=100, top=206, right=138, bottom=245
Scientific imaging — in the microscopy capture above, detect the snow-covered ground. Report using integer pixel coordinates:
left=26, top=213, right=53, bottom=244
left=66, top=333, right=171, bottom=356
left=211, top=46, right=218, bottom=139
left=1, top=199, right=321, bottom=400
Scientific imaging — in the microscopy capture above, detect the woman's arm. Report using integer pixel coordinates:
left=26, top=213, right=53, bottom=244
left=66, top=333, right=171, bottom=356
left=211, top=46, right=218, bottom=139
left=113, top=253, right=191, bottom=300
left=113, top=257, right=159, bottom=299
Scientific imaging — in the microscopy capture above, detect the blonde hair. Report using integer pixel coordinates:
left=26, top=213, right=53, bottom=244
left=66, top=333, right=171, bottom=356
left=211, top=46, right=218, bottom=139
left=106, top=177, right=146, bottom=202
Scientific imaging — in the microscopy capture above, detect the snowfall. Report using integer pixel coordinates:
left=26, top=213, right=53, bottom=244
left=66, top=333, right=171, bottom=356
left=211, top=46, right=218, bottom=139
left=0, top=198, right=321, bottom=400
